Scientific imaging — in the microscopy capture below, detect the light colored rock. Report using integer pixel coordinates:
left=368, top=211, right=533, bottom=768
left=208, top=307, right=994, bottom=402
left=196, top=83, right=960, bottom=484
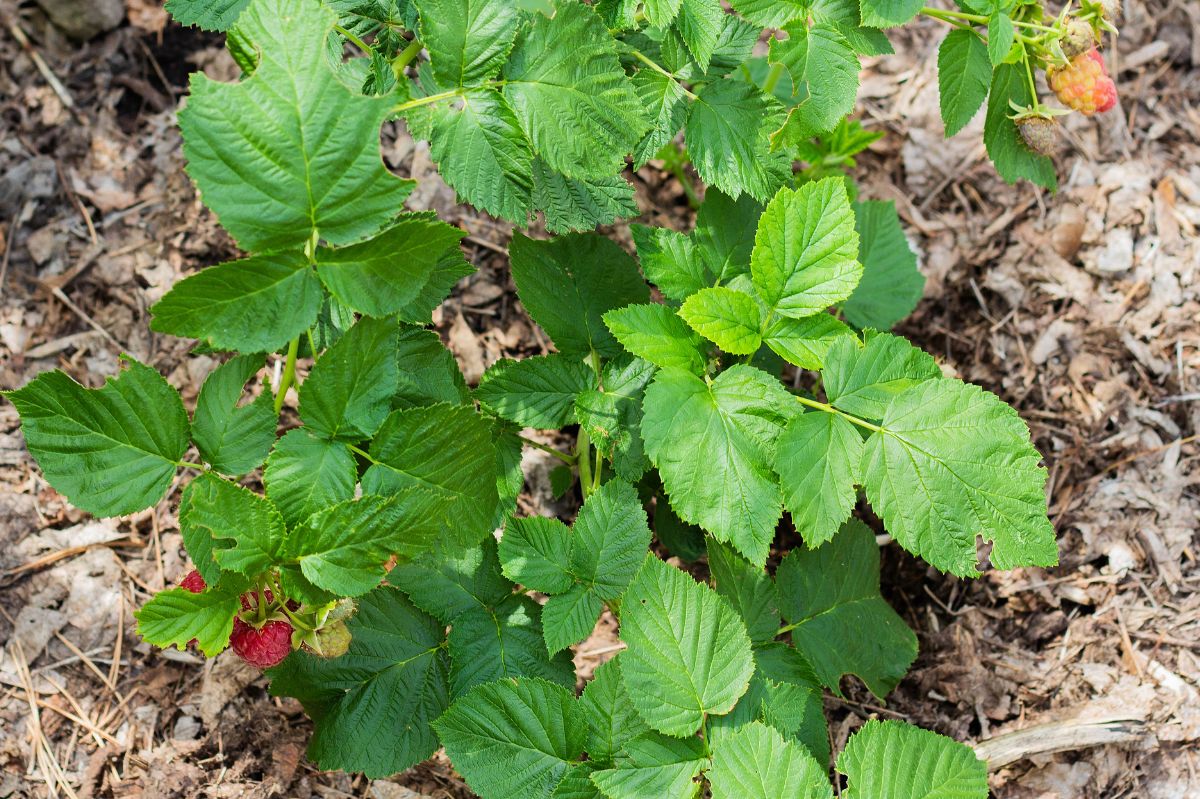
left=35, top=0, right=124, bottom=41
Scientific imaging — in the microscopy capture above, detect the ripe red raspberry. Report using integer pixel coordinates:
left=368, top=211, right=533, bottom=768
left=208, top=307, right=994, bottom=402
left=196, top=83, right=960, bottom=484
left=1048, top=49, right=1117, bottom=115
left=229, top=617, right=294, bottom=668
left=180, top=569, right=206, bottom=593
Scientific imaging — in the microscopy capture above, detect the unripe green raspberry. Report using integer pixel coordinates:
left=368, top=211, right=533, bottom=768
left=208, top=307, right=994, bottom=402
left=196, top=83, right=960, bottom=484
left=1061, top=18, right=1097, bottom=59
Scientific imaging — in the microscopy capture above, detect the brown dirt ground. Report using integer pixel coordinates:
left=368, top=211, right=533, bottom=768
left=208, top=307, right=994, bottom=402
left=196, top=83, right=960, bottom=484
left=1, top=1, right=1198, bottom=797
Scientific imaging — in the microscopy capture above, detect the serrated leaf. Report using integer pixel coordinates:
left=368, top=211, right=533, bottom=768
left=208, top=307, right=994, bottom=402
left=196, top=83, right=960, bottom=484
left=631, top=70, right=690, bottom=168
left=590, top=733, right=707, bottom=798
left=542, top=584, right=604, bottom=655
left=777, top=412, right=863, bottom=547
left=493, top=423, right=526, bottom=527
left=842, top=201, right=924, bottom=329
left=574, top=357, right=656, bottom=482
left=300, top=316, right=398, bottom=442
left=191, top=355, right=274, bottom=477
left=183, top=474, right=287, bottom=575
left=707, top=539, right=779, bottom=645
left=604, top=304, right=707, bottom=374
left=762, top=313, right=855, bottom=370
left=984, top=63, right=1057, bottom=189
left=721, top=643, right=828, bottom=762
left=685, top=80, right=787, bottom=202
left=569, top=480, right=651, bottom=600
left=500, top=516, right=575, bottom=594
left=987, top=12, right=1015, bottom=65
left=653, top=498, right=707, bottom=563
left=510, top=233, right=650, bottom=358
left=555, top=764, right=603, bottom=799
left=389, top=538, right=512, bottom=623
left=752, top=179, right=862, bottom=319
left=448, top=595, right=576, bottom=695
left=476, top=355, right=594, bottom=429
left=435, top=678, right=586, bottom=799
left=769, top=23, right=860, bottom=145
left=859, top=0, right=923, bottom=27
left=694, top=189, right=763, bottom=283
left=395, top=245, right=475, bottom=325
left=642, top=365, right=794, bottom=565
left=644, top=0, right=684, bottom=27
left=164, top=0, right=249, bottom=31
left=502, top=2, right=648, bottom=181
left=532, top=159, right=640, bottom=234
left=179, top=0, right=413, bottom=251
left=776, top=520, right=917, bottom=697
left=839, top=719, right=988, bottom=798
left=263, top=429, right=357, bottom=528
left=416, top=0, right=518, bottom=87
left=135, top=585, right=240, bottom=656
left=150, top=253, right=322, bottom=354
left=708, top=722, right=833, bottom=799
left=676, top=0, right=725, bottom=73
left=823, top=331, right=941, bottom=419
left=728, top=0, right=806, bottom=27
left=810, top=0, right=894, bottom=56
left=363, top=403, right=500, bottom=550
left=620, top=556, right=755, bottom=736
left=580, top=656, right=650, bottom=764
left=7, top=359, right=188, bottom=517
left=267, top=586, right=449, bottom=778
left=314, top=218, right=465, bottom=318
left=631, top=225, right=709, bottom=303
left=936, top=30, right=990, bottom=138
left=394, top=326, right=470, bottom=409
left=862, top=377, right=1058, bottom=575
left=679, top=287, right=764, bottom=355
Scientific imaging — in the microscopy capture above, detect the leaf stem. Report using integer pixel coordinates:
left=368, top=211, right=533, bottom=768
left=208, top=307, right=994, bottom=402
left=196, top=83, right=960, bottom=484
left=519, top=435, right=577, bottom=465
left=333, top=24, right=372, bottom=56
left=177, top=460, right=207, bottom=471
left=348, top=444, right=381, bottom=466
left=761, top=61, right=785, bottom=95
left=794, top=395, right=883, bottom=433
left=626, top=47, right=699, bottom=100
left=274, top=336, right=300, bottom=415
left=577, top=428, right=594, bottom=499
left=392, top=37, right=424, bottom=72
left=394, top=88, right=464, bottom=113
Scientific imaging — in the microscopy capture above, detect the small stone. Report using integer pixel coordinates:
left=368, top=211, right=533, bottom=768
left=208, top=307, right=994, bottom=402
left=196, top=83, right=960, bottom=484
left=34, top=0, right=124, bottom=41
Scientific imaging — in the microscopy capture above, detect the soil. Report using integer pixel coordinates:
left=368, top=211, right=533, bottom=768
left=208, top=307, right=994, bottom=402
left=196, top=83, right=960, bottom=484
left=1, top=1, right=1198, bottom=797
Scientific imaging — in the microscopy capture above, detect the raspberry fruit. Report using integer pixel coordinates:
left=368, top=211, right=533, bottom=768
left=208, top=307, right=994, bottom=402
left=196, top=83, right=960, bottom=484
left=180, top=569, right=206, bottom=593
left=230, top=617, right=294, bottom=668
left=1048, top=49, right=1117, bottom=115
left=1016, top=116, right=1059, bottom=156
left=1061, top=18, right=1097, bottom=59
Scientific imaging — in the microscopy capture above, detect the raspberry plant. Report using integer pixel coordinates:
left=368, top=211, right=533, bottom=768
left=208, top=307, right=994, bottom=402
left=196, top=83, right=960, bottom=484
left=6, top=0, right=1120, bottom=795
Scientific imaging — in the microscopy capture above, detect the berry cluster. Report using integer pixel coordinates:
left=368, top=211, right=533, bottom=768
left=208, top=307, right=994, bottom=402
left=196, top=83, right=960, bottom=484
left=179, top=570, right=295, bottom=668
left=1048, top=48, right=1118, bottom=116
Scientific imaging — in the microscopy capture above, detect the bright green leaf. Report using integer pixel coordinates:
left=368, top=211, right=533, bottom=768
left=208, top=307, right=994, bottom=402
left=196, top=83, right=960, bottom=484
left=416, top=0, right=518, bottom=87
left=604, top=304, right=707, bottom=374
left=708, top=722, right=833, bottom=799
left=679, top=287, right=764, bottom=355
left=984, top=63, right=1056, bottom=189
left=448, top=595, right=576, bottom=695
left=580, top=656, right=650, bottom=764
left=839, top=719, right=988, bottom=798
left=191, top=355, right=274, bottom=477
left=476, top=355, right=594, bottom=429
left=937, top=29, right=991, bottom=138
left=300, top=316, right=398, bottom=442
left=776, top=412, right=863, bottom=547
left=500, top=516, right=575, bottom=594
left=686, top=80, right=788, bottom=202
left=763, top=313, right=855, bottom=369
left=183, top=474, right=287, bottom=576
left=823, top=331, right=941, bottom=419
left=769, top=23, right=860, bottom=145
left=590, top=733, right=707, bottom=798
left=263, top=429, right=357, bottom=528
left=135, top=585, right=240, bottom=657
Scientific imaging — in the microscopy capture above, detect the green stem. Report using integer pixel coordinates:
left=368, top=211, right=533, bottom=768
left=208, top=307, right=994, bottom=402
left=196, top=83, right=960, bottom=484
left=394, top=88, right=464, bottom=113
left=392, top=37, right=424, bottom=72
left=794, top=395, right=884, bottom=433
left=177, top=460, right=207, bottom=471
left=305, top=327, right=319, bottom=363
left=626, top=47, right=698, bottom=100
left=348, top=444, right=381, bottom=465
left=1022, top=49, right=1040, bottom=102
left=333, top=24, right=372, bottom=55
left=274, top=337, right=300, bottom=415
left=519, top=435, right=578, bottom=465
left=278, top=602, right=315, bottom=632
left=577, top=428, right=594, bottom=499
left=762, top=61, right=785, bottom=95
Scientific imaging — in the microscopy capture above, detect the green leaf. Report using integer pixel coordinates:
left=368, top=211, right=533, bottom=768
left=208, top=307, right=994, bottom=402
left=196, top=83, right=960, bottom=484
left=165, top=0, right=250, bottom=30
left=631, top=71, right=690, bottom=168
left=644, top=0, right=684, bottom=27
left=987, top=12, right=1015, bottom=66
left=676, top=0, right=725, bottom=73
left=810, top=0, right=894, bottom=56
left=183, top=474, right=287, bottom=576
left=619, top=556, right=755, bottom=736
left=728, top=0, right=805, bottom=27
left=842, top=201, right=924, bottom=329
left=267, top=586, right=450, bottom=778
left=631, top=225, right=708, bottom=303
left=768, top=23, right=860, bottom=145
left=694, top=189, right=762, bottom=283
left=532, top=159, right=640, bottom=234
left=300, top=316, right=398, bottom=442
left=653, top=494, right=707, bottom=563
left=363, top=404, right=500, bottom=550
left=679, top=287, right=764, bottom=355
left=493, top=423, right=526, bottom=526
left=839, top=719, right=988, bottom=798
left=642, top=365, right=794, bottom=565
left=542, top=584, right=604, bottom=655
left=708, top=722, right=834, bottom=799
left=777, top=412, right=863, bottom=547
left=191, top=355, right=274, bottom=477
left=580, top=656, right=650, bottom=764
left=590, top=733, right=707, bottom=798
left=862, top=377, right=1058, bottom=575
left=389, top=538, right=512, bottom=623
left=150, top=253, right=322, bottom=354
left=7, top=359, right=188, bottom=517
left=823, top=332, right=941, bottom=419
left=685, top=80, right=787, bottom=202
left=502, top=1, right=648, bottom=181
left=395, top=245, right=475, bottom=325
left=936, top=29, right=990, bottom=138
left=555, top=764, right=603, bottom=799
left=435, top=678, right=586, bottom=799
left=776, top=520, right=917, bottom=697
left=604, top=304, right=707, bottom=374
left=762, top=314, right=854, bottom=370
left=574, top=357, right=657, bottom=482
left=394, top=326, right=470, bottom=409
left=263, top=429, right=357, bottom=528
left=500, top=516, right=575, bottom=594
left=707, top=540, right=779, bottom=645
left=448, top=595, right=576, bottom=695
left=732, top=644, right=828, bottom=762
left=509, top=233, right=650, bottom=358
left=135, top=585, right=240, bottom=657
left=416, top=0, right=518, bottom=87
left=859, top=0, right=923, bottom=27
left=179, top=0, right=414, bottom=251
left=419, top=88, right=535, bottom=222
left=751, top=179, right=862, bottom=319
left=984, top=63, right=1056, bottom=189
left=569, top=480, right=652, bottom=600
left=476, top=355, right=594, bottom=429
left=314, top=218, right=465, bottom=318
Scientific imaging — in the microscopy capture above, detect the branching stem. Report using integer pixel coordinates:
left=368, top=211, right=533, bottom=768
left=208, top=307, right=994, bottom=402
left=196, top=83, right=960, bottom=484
left=392, top=38, right=424, bottom=72
left=626, top=47, right=699, bottom=100
left=333, top=24, right=372, bottom=56
left=519, top=435, right=577, bottom=465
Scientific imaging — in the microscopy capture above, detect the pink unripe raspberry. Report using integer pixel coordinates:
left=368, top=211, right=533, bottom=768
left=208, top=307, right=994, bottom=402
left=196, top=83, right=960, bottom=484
left=1048, top=49, right=1117, bottom=115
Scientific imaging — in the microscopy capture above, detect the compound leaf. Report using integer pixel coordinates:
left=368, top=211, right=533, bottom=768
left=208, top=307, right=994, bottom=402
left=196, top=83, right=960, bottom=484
left=500, top=516, right=575, bottom=594
left=183, top=473, right=287, bottom=576
left=762, top=313, right=854, bottom=370
left=263, top=429, right=357, bottom=528
left=679, top=287, right=764, bottom=355
left=542, top=584, right=604, bottom=655
left=838, top=719, right=988, bottom=799
left=685, top=79, right=787, bottom=202
left=300, top=316, right=398, bottom=442
left=768, top=22, right=860, bottom=145
left=580, top=656, right=650, bottom=764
